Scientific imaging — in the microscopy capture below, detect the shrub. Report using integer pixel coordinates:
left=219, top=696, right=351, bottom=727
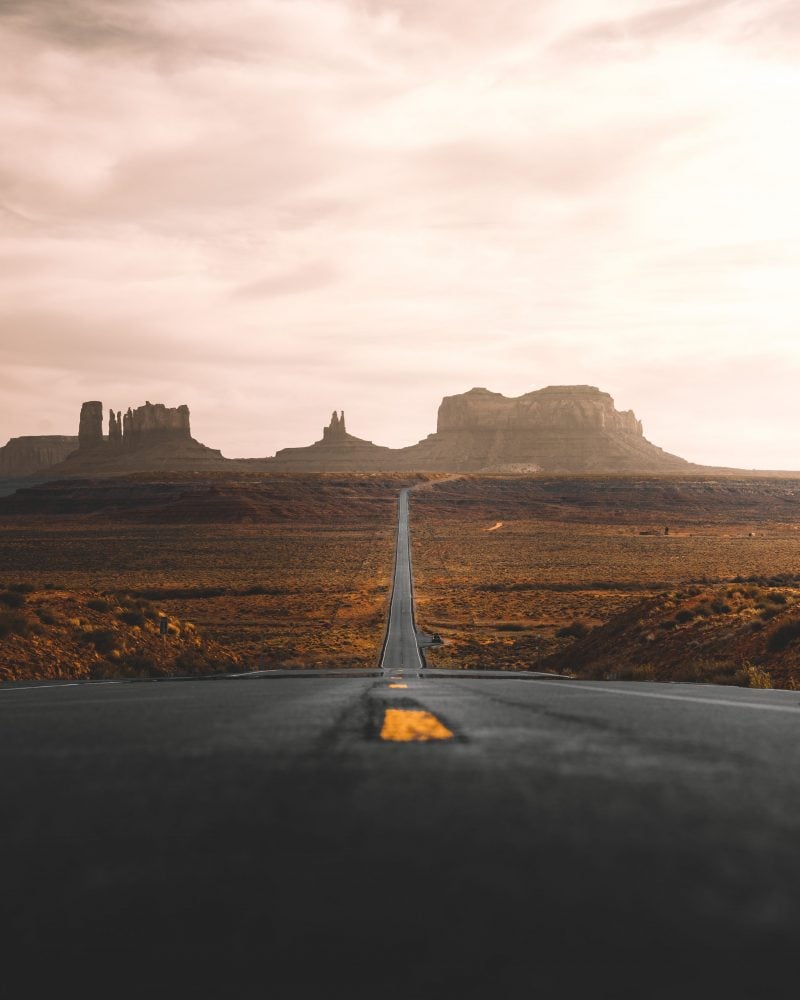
left=86, top=598, right=111, bottom=612
left=616, top=663, right=656, bottom=681
left=0, top=611, right=31, bottom=638
left=119, top=653, right=160, bottom=677
left=0, top=590, right=25, bottom=609
left=767, top=620, right=800, bottom=653
left=675, top=609, right=695, bottom=623
left=38, top=610, right=57, bottom=625
left=9, top=583, right=35, bottom=594
left=556, top=621, right=591, bottom=640
left=735, top=663, right=773, bottom=688
left=119, top=610, right=146, bottom=627
left=174, top=651, right=215, bottom=674
left=80, top=629, right=119, bottom=655
left=710, top=600, right=732, bottom=615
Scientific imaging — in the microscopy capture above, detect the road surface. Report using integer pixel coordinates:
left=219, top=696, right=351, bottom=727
left=4, top=493, right=800, bottom=997
left=379, top=487, right=424, bottom=676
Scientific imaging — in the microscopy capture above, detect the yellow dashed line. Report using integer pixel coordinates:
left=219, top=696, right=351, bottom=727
left=380, top=709, right=454, bottom=742
left=388, top=683, right=408, bottom=689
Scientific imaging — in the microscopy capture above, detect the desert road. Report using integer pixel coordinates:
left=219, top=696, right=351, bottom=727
left=4, top=494, right=800, bottom=997
left=380, top=487, right=424, bottom=675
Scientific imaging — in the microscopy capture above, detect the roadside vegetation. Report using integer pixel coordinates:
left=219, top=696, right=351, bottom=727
left=0, top=474, right=401, bottom=680
left=412, top=476, right=800, bottom=688
left=0, top=583, right=238, bottom=681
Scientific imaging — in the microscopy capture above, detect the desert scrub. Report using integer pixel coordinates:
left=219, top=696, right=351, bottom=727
left=615, top=663, right=656, bottom=681
left=86, top=598, right=112, bottom=612
left=556, top=620, right=591, bottom=640
left=117, top=653, right=160, bottom=677
left=80, top=629, right=120, bottom=656
left=0, top=590, right=26, bottom=609
left=767, top=619, right=800, bottom=653
left=118, top=609, right=147, bottom=627
left=735, top=662, right=773, bottom=688
left=0, top=611, right=32, bottom=638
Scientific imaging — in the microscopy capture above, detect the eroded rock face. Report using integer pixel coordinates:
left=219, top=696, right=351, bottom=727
left=0, top=436, right=79, bottom=477
left=398, top=386, right=688, bottom=473
left=322, top=411, right=347, bottom=442
left=108, top=409, right=122, bottom=446
left=16, top=400, right=225, bottom=479
left=119, top=401, right=191, bottom=450
left=436, top=386, right=643, bottom=435
left=272, top=409, right=394, bottom=471
left=78, top=401, right=104, bottom=450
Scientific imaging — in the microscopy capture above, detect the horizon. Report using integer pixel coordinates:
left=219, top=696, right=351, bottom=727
left=2, top=1, right=800, bottom=468
left=1, top=380, right=797, bottom=472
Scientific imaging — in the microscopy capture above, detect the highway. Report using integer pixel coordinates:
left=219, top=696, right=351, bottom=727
left=3, top=492, right=800, bottom=997
left=379, top=487, right=424, bottom=676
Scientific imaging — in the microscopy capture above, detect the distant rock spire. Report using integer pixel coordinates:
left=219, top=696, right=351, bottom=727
left=78, top=401, right=103, bottom=450
left=323, top=410, right=346, bottom=443
left=108, top=408, right=122, bottom=447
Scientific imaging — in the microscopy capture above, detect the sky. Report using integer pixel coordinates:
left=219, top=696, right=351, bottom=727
left=1, top=0, right=799, bottom=468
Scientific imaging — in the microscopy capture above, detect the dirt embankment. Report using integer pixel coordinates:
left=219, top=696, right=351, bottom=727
left=541, top=578, right=800, bottom=687
left=0, top=584, right=239, bottom=682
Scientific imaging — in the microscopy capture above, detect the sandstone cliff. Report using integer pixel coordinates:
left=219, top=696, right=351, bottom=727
left=2, top=385, right=718, bottom=481
left=27, top=399, right=231, bottom=478
left=395, top=386, right=691, bottom=473
left=0, top=436, right=79, bottom=478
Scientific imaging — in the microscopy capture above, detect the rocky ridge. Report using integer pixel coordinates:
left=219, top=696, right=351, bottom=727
left=0, top=436, right=78, bottom=478
left=0, top=385, right=748, bottom=479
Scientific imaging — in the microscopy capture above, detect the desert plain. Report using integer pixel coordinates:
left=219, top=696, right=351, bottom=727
left=3, top=472, right=800, bottom=687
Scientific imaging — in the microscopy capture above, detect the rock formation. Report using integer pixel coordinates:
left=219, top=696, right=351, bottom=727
left=78, top=401, right=104, bottom=450
left=270, top=410, right=395, bottom=472
left=394, top=386, right=691, bottom=473
left=119, top=401, right=191, bottom=450
left=17, top=399, right=229, bottom=479
left=2, top=384, right=727, bottom=482
left=0, top=436, right=79, bottom=479
left=322, top=411, right=347, bottom=442
left=108, top=409, right=122, bottom=447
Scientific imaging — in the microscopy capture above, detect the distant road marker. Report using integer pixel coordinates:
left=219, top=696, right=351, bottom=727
left=389, top=683, right=408, bottom=689
left=380, top=709, right=454, bottom=742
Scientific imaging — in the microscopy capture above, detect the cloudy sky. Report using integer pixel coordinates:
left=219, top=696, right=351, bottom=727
left=1, top=0, right=799, bottom=467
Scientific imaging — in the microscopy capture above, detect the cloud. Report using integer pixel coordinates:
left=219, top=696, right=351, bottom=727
left=1, top=0, right=799, bottom=465
left=232, top=260, right=341, bottom=299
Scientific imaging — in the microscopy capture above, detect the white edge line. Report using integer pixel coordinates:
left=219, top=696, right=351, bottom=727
left=528, top=679, right=800, bottom=714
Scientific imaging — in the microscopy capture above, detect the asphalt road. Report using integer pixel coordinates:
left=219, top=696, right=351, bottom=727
left=3, top=674, right=800, bottom=998
left=4, top=492, right=800, bottom=997
left=379, top=487, right=424, bottom=676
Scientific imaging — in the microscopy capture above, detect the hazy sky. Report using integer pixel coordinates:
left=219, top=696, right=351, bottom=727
left=2, top=0, right=799, bottom=467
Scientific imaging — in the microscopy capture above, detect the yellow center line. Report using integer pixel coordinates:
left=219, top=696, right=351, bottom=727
left=380, top=709, right=454, bottom=742
left=388, top=683, right=408, bottom=689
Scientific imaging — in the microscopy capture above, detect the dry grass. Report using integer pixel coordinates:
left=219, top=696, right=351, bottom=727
left=410, top=476, right=800, bottom=685
left=0, top=474, right=404, bottom=678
